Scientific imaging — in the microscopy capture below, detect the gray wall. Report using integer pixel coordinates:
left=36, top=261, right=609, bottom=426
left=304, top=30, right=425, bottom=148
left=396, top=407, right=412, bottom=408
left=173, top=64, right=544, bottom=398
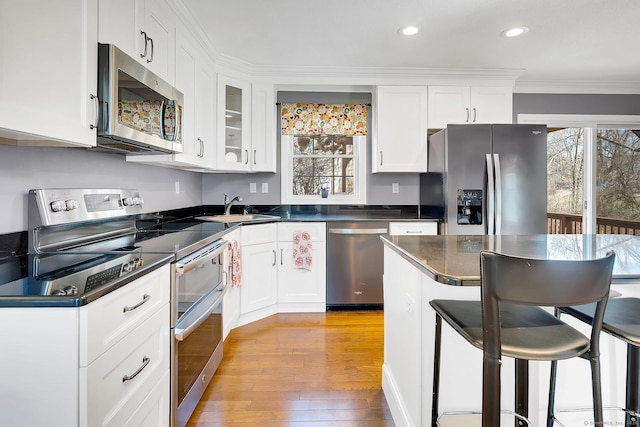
left=3, top=93, right=639, bottom=234
left=0, top=145, right=203, bottom=234
left=513, top=93, right=640, bottom=119
left=201, top=91, right=420, bottom=206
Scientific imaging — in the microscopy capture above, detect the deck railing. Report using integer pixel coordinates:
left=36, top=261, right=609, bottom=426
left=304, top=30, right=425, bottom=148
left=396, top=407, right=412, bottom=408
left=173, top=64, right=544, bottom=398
left=547, top=213, right=640, bottom=235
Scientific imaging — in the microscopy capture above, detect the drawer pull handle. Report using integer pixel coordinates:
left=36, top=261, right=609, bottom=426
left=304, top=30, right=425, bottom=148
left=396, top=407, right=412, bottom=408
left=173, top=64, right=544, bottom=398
left=405, top=230, right=423, bottom=234
left=122, top=356, right=150, bottom=382
left=123, top=294, right=151, bottom=312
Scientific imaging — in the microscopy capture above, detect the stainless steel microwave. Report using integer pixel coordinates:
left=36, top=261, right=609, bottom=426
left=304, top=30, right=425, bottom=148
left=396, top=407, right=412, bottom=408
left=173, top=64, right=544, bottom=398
left=96, top=44, right=183, bottom=155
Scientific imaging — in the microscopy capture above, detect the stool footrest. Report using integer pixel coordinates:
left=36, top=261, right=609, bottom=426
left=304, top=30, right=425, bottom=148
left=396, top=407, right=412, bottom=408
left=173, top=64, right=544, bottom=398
left=436, top=410, right=534, bottom=427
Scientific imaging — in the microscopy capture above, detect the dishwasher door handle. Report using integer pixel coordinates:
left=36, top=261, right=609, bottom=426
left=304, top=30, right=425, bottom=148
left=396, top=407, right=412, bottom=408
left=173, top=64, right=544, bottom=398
left=328, top=228, right=388, bottom=235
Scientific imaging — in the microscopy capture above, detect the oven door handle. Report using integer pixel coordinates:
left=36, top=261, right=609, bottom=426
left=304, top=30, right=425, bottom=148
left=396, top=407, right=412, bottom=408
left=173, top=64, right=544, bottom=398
left=174, top=242, right=228, bottom=275
left=174, top=285, right=227, bottom=342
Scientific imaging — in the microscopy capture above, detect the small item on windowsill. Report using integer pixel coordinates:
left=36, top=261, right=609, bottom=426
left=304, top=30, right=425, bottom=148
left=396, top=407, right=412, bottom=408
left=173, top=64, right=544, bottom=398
left=320, top=187, right=329, bottom=198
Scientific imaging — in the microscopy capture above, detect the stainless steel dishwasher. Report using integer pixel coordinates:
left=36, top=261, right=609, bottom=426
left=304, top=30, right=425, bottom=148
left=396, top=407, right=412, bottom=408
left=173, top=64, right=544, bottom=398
left=326, top=221, right=388, bottom=308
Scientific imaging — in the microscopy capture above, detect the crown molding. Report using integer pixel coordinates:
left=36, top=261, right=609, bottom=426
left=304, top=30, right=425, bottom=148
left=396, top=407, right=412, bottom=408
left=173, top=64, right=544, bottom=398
left=212, top=59, right=522, bottom=86
left=515, top=80, right=640, bottom=94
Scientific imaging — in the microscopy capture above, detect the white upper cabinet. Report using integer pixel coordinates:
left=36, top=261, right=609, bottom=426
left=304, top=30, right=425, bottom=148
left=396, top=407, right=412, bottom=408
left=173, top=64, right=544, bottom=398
left=0, top=0, right=98, bottom=147
left=373, top=86, right=429, bottom=173
left=128, top=27, right=216, bottom=170
left=216, top=75, right=252, bottom=171
left=250, top=83, right=277, bottom=172
left=98, top=0, right=175, bottom=83
left=427, top=85, right=513, bottom=129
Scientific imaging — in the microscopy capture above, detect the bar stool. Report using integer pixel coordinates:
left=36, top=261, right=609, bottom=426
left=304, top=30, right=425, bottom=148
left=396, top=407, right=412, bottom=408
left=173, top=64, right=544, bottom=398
left=430, top=250, right=616, bottom=426
left=549, top=297, right=640, bottom=426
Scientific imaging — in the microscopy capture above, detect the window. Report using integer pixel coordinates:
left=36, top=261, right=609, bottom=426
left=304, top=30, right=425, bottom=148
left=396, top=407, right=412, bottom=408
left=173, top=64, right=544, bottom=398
left=519, top=114, right=640, bottom=234
left=280, top=103, right=367, bottom=204
left=281, top=134, right=366, bottom=204
left=291, top=135, right=355, bottom=196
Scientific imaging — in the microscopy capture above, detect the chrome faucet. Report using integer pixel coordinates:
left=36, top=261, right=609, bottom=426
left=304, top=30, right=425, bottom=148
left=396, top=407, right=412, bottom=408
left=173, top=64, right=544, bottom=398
left=224, top=194, right=243, bottom=215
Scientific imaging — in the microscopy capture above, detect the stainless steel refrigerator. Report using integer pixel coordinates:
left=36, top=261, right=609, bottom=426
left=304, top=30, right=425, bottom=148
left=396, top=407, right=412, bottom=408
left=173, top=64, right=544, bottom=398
left=421, top=124, right=547, bottom=235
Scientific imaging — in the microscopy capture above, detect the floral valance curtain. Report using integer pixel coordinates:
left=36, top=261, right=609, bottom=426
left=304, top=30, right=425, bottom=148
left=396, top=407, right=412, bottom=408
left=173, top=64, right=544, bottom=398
left=281, top=103, right=367, bottom=136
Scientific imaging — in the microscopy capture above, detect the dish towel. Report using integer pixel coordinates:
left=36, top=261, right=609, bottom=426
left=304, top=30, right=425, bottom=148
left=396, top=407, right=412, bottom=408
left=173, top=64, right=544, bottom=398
left=293, top=231, right=313, bottom=270
left=227, top=240, right=242, bottom=287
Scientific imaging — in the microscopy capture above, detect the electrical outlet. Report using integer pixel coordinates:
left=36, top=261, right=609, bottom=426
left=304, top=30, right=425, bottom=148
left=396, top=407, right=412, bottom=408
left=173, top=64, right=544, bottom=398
left=392, top=183, right=399, bottom=193
left=250, top=183, right=257, bottom=193
left=262, top=183, right=269, bottom=193
left=175, top=181, right=180, bottom=194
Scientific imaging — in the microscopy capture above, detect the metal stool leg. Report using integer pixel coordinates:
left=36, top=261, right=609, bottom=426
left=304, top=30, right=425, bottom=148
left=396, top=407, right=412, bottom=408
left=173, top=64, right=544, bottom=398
left=515, top=359, right=529, bottom=427
left=432, top=314, right=442, bottom=427
left=626, top=344, right=640, bottom=426
left=590, top=354, right=604, bottom=426
left=547, top=359, right=558, bottom=427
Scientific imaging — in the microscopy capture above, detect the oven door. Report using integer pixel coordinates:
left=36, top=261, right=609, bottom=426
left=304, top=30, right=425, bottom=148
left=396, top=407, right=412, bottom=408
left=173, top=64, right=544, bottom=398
left=171, top=240, right=227, bottom=427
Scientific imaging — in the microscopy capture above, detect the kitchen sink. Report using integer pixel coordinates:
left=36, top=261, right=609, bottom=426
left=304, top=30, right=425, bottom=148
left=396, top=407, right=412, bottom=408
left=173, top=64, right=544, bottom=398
left=195, top=214, right=280, bottom=224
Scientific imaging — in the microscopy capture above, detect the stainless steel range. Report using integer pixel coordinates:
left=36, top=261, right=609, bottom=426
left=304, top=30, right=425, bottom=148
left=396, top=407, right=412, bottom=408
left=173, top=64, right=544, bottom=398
left=18, top=188, right=230, bottom=427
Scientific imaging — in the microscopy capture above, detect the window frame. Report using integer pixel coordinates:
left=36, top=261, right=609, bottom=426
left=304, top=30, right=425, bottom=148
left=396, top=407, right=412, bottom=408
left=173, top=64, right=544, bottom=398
left=518, top=114, right=640, bottom=234
left=280, top=134, right=367, bottom=205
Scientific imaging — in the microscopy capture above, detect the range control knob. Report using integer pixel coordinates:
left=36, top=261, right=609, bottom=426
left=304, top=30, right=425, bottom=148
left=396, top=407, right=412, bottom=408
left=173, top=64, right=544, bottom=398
left=63, top=286, right=78, bottom=296
left=50, top=200, right=66, bottom=212
left=122, top=197, right=134, bottom=206
left=65, top=199, right=78, bottom=211
left=132, top=197, right=141, bottom=206
left=122, top=262, right=133, bottom=273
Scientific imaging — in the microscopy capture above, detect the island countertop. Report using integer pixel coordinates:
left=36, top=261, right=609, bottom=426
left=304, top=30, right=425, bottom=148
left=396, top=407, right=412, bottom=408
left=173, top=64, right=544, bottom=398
left=381, top=234, right=640, bottom=286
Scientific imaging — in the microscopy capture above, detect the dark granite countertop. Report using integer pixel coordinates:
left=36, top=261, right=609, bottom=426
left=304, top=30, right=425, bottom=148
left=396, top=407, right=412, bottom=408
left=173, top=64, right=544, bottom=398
left=382, top=234, right=640, bottom=286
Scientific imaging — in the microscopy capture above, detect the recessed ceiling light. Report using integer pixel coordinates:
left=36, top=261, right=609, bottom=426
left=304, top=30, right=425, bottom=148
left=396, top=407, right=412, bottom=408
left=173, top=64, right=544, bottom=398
left=502, top=26, right=529, bottom=38
left=398, top=26, right=419, bottom=36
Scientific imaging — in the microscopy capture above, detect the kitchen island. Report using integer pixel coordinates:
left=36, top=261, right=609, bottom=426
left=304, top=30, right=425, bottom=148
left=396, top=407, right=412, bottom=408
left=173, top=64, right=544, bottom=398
left=381, top=234, right=640, bottom=427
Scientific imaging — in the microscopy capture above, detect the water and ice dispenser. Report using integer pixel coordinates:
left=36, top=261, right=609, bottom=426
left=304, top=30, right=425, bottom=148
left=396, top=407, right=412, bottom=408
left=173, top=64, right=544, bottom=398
left=457, top=190, right=482, bottom=225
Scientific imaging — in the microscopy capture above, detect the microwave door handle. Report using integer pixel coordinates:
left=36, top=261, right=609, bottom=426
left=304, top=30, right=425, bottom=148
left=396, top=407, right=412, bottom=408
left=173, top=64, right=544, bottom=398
left=159, top=99, right=166, bottom=139
left=175, top=102, right=182, bottom=144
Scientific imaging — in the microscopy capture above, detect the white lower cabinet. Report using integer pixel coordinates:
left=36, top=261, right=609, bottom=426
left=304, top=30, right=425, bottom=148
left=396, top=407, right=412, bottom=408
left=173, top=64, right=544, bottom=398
left=277, top=222, right=326, bottom=312
left=234, top=222, right=327, bottom=327
left=80, top=303, right=170, bottom=427
left=222, top=228, right=241, bottom=339
left=238, top=224, right=278, bottom=325
left=388, top=221, right=438, bottom=236
left=0, top=264, right=171, bottom=427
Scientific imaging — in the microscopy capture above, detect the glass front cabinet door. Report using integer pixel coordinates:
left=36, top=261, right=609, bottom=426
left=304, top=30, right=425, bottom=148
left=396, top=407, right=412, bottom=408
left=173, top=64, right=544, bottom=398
left=217, top=75, right=251, bottom=171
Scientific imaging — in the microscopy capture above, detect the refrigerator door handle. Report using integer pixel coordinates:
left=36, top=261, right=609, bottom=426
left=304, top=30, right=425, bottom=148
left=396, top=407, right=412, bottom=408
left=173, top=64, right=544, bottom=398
left=486, top=154, right=495, bottom=234
left=494, top=153, right=502, bottom=235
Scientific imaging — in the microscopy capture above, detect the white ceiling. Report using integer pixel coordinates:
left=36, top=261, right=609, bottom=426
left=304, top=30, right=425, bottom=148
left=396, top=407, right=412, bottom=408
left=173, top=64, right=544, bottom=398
left=181, top=0, right=640, bottom=88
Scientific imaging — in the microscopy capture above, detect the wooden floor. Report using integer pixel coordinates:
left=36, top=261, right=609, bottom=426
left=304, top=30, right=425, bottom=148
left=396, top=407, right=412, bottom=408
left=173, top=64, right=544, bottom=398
left=186, top=310, right=395, bottom=427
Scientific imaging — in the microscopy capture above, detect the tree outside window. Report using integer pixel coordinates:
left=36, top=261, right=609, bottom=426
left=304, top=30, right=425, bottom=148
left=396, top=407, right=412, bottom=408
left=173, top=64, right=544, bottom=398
left=292, top=135, right=355, bottom=196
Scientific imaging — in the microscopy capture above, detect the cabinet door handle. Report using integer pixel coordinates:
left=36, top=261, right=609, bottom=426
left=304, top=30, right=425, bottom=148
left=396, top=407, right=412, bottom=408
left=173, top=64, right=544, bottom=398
left=123, top=294, right=151, bottom=312
left=140, top=31, right=148, bottom=59
left=245, top=149, right=249, bottom=165
left=254, top=149, right=257, bottom=165
left=122, top=356, right=150, bottom=382
left=280, top=249, right=283, bottom=265
left=272, top=249, right=277, bottom=266
left=380, top=151, right=383, bottom=166
left=90, top=94, right=99, bottom=130
left=472, top=107, right=477, bottom=122
left=466, top=107, right=470, bottom=123
left=197, top=138, right=204, bottom=157
left=146, top=37, right=154, bottom=63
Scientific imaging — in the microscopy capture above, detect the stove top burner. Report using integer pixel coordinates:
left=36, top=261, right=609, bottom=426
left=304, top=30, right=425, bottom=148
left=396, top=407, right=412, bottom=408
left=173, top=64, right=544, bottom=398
left=2, top=189, right=232, bottom=307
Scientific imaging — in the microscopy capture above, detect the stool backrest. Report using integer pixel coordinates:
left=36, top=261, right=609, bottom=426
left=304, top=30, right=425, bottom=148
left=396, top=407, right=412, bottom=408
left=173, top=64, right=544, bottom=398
left=479, top=250, right=616, bottom=361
